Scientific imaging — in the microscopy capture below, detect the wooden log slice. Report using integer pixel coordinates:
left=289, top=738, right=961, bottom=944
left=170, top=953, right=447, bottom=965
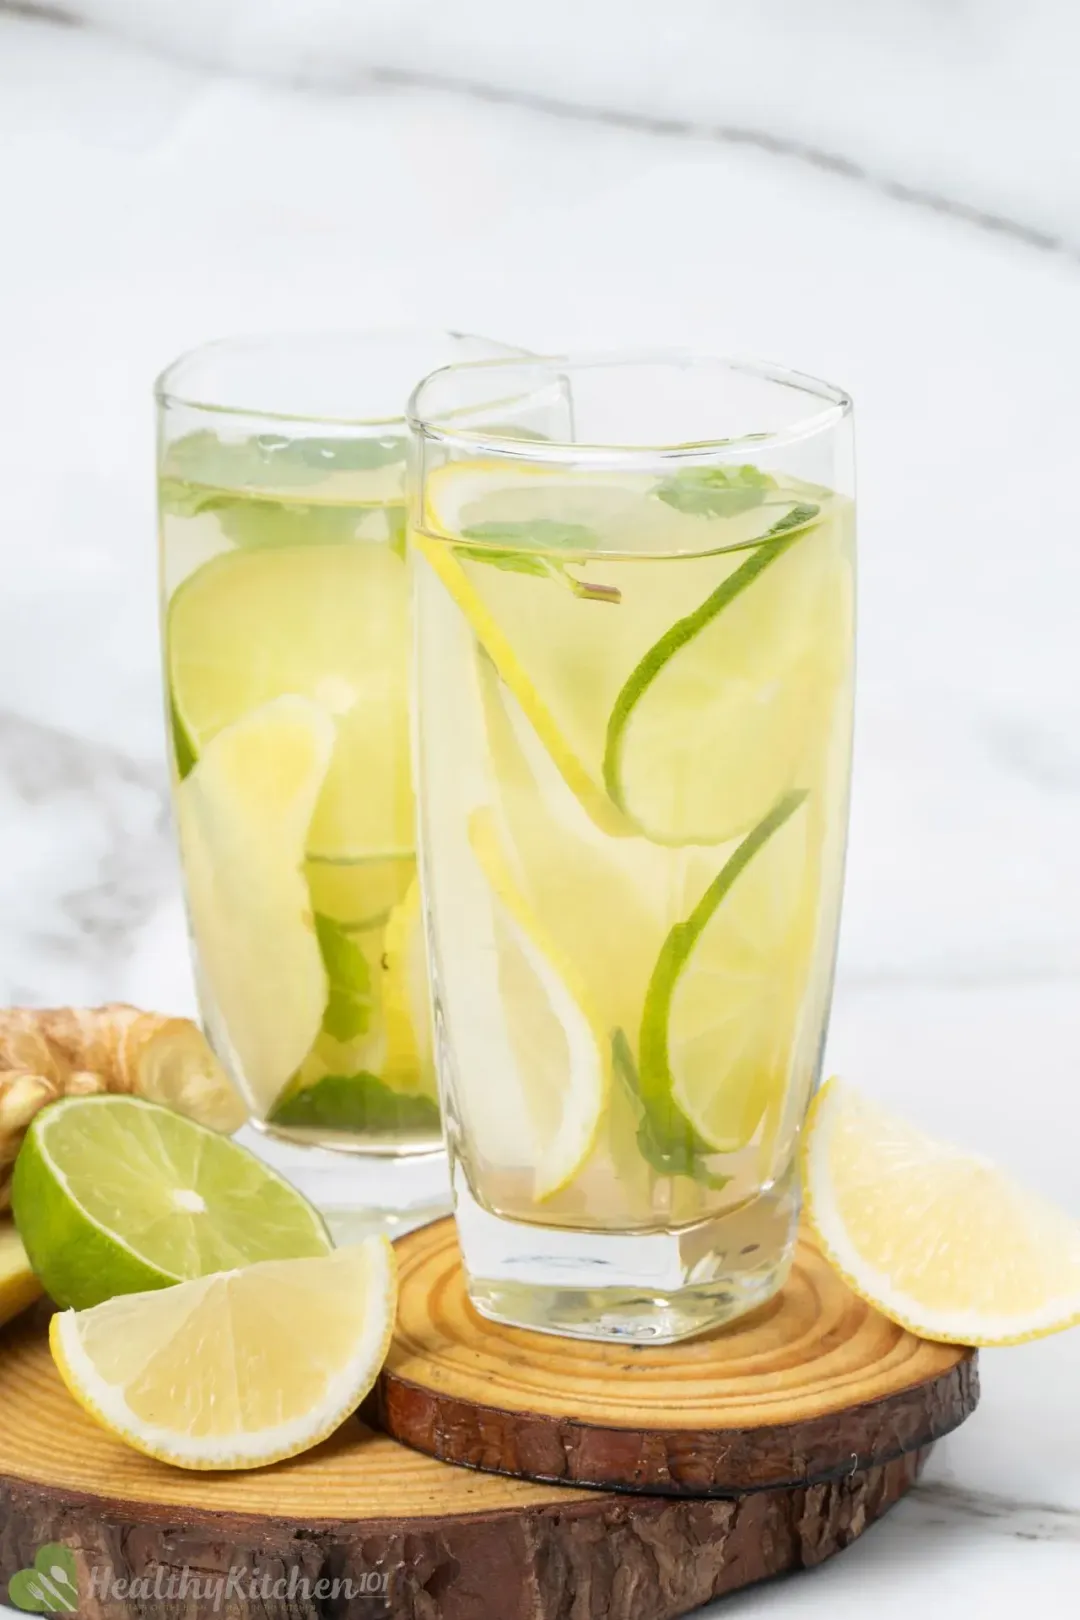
left=0, top=1307, right=929, bottom=1620
left=371, top=1219, right=978, bottom=1494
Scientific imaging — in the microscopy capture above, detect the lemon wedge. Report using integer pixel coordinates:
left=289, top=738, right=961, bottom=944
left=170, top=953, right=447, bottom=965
left=50, top=1240, right=396, bottom=1469
left=803, top=1078, right=1080, bottom=1345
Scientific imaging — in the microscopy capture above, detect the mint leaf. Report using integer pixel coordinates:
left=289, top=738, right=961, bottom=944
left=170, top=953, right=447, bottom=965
left=216, top=496, right=360, bottom=550
left=315, top=914, right=372, bottom=1041
left=269, top=1071, right=440, bottom=1133
left=654, top=463, right=774, bottom=518
left=458, top=520, right=620, bottom=602
left=161, top=481, right=360, bottom=547
left=611, top=1030, right=729, bottom=1190
left=163, top=430, right=323, bottom=493
left=456, top=547, right=552, bottom=580
left=292, top=434, right=406, bottom=472
left=461, top=519, right=594, bottom=550
left=158, top=476, right=229, bottom=519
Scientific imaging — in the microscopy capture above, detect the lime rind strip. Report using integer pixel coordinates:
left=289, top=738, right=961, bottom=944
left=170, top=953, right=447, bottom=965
left=637, top=789, right=808, bottom=1160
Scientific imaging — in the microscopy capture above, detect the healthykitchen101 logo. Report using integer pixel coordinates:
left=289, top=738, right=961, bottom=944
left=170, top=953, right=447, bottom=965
left=6, top=1547, right=390, bottom=1611
left=7, top=1545, right=78, bottom=1613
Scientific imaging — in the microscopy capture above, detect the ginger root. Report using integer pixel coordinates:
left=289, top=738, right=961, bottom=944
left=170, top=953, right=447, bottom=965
left=0, top=1005, right=246, bottom=1209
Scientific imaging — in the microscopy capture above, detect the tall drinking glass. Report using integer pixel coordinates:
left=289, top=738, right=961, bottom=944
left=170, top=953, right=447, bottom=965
left=409, top=353, right=855, bottom=1341
left=157, top=331, right=514, bottom=1173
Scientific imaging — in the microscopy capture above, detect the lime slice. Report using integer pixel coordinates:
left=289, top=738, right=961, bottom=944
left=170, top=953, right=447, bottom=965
left=168, top=542, right=413, bottom=860
left=12, top=1095, right=331, bottom=1311
left=468, top=809, right=610, bottom=1199
left=50, top=1239, right=395, bottom=1469
left=177, top=695, right=333, bottom=1112
left=305, top=851, right=415, bottom=932
left=639, top=792, right=815, bottom=1157
left=604, top=511, right=846, bottom=844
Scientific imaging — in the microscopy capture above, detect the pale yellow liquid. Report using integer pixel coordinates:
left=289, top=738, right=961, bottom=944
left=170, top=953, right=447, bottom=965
left=161, top=434, right=440, bottom=1152
left=413, top=469, right=854, bottom=1230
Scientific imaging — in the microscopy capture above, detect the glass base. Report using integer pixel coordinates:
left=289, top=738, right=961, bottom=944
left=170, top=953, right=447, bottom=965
left=453, top=1167, right=800, bottom=1344
left=238, top=1124, right=452, bottom=1238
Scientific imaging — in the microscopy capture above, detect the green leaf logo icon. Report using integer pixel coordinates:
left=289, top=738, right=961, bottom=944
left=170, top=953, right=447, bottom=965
left=8, top=1545, right=78, bottom=1613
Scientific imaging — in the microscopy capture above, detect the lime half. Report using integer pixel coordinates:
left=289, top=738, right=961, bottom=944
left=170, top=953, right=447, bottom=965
left=12, top=1095, right=331, bottom=1310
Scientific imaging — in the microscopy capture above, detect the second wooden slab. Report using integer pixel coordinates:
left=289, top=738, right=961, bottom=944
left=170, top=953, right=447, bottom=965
left=0, top=1308, right=927, bottom=1620
left=370, top=1219, right=978, bottom=1493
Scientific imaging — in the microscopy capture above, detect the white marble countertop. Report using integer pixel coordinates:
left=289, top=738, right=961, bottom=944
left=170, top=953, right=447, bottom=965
left=2, top=5, right=1080, bottom=1612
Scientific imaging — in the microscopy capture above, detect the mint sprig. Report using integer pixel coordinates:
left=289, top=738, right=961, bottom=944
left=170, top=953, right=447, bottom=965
left=458, top=519, right=620, bottom=604
left=654, top=463, right=774, bottom=518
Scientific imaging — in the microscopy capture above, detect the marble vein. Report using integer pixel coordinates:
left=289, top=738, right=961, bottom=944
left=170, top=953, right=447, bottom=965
left=906, top=1482, right=1080, bottom=1544
left=364, top=66, right=1079, bottom=264
left=6, top=3, right=1080, bottom=263
left=0, top=711, right=174, bottom=1006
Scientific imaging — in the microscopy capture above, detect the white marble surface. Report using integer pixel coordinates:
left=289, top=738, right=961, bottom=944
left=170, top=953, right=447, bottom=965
left=2, top=5, right=1080, bottom=1612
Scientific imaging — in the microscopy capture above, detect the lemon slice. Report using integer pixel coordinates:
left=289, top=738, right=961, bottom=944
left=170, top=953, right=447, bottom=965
left=468, top=809, right=609, bottom=1199
left=50, top=1240, right=396, bottom=1469
left=639, top=792, right=815, bottom=1157
left=0, top=1220, right=40, bottom=1327
left=803, top=1078, right=1080, bottom=1345
left=168, top=542, right=413, bottom=860
left=177, top=695, right=333, bottom=1111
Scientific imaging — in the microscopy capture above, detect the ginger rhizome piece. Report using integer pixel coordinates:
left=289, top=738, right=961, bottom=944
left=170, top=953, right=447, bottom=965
left=0, top=1005, right=245, bottom=1208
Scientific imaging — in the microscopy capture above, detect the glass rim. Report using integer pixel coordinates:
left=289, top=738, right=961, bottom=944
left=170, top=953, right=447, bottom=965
left=154, top=327, right=525, bottom=430
left=407, top=349, right=852, bottom=465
